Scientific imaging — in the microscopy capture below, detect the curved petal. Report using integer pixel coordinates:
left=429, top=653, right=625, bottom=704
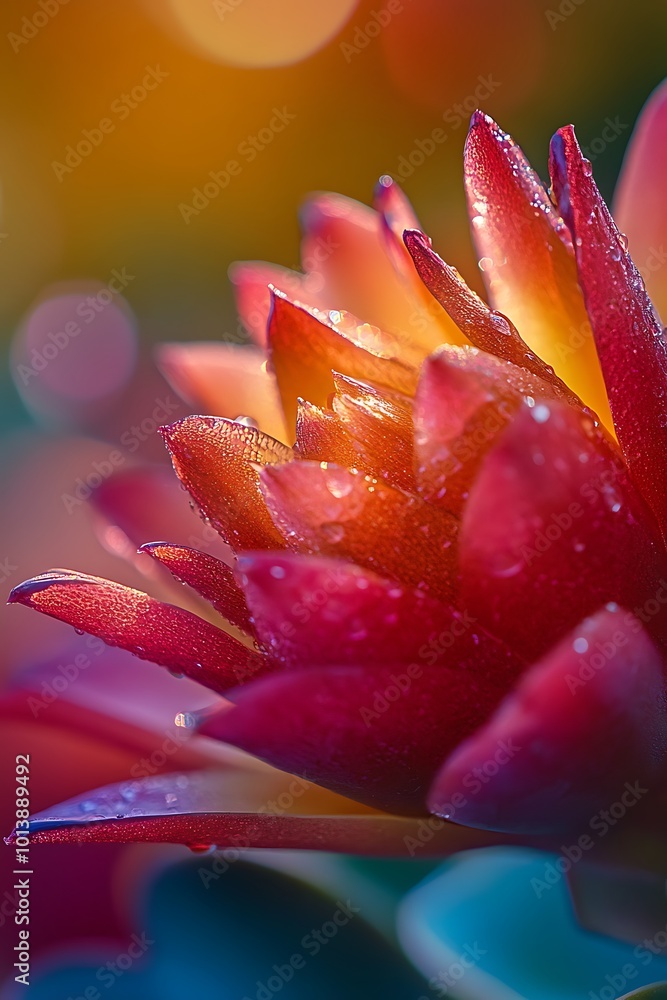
left=235, top=551, right=521, bottom=680
left=161, top=415, right=290, bottom=551
left=260, top=460, right=460, bottom=601
left=549, top=125, right=667, bottom=534
left=429, top=607, right=667, bottom=835
left=228, top=259, right=327, bottom=345
left=614, top=79, right=667, bottom=323
left=200, top=665, right=507, bottom=815
left=294, top=399, right=360, bottom=466
left=139, top=542, right=254, bottom=635
left=157, top=342, right=289, bottom=443
left=460, top=399, right=667, bottom=659
left=268, top=290, right=418, bottom=437
left=404, top=229, right=579, bottom=406
left=8, top=572, right=268, bottom=694
left=10, top=768, right=507, bottom=856
left=463, top=111, right=611, bottom=425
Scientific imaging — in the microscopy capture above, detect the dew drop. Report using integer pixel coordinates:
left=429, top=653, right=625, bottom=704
left=322, top=523, right=345, bottom=543
left=269, top=565, right=286, bottom=579
left=619, top=233, right=629, bottom=252
left=188, top=843, right=216, bottom=855
left=175, top=712, right=196, bottom=729
left=573, top=637, right=589, bottom=654
left=582, top=159, right=593, bottom=177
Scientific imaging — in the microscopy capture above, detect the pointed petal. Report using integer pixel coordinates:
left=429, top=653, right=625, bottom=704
left=404, top=229, right=578, bottom=405
left=414, top=345, right=556, bottom=512
left=268, top=290, right=418, bottom=437
left=460, top=399, right=667, bottom=660
left=9, top=769, right=507, bottom=855
left=550, top=125, right=667, bottom=533
left=300, top=191, right=453, bottom=349
left=331, top=372, right=416, bottom=492
left=139, top=543, right=254, bottom=635
left=161, top=416, right=290, bottom=552
left=157, top=342, right=289, bottom=443
left=260, top=461, right=460, bottom=602
left=614, top=79, right=667, bottom=322
left=8, top=572, right=267, bottom=694
left=429, top=607, right=667, bottom=835
left=464, top=112, right=611, bottom=425
left=294, top=399, right=360, bottom=467
left=228, top=260, right=326, bottom=345
left=200, top=665, right=507, bottom=815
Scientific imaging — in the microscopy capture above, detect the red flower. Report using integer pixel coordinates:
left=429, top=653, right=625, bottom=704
left=8, top=85, right=667, bottom=862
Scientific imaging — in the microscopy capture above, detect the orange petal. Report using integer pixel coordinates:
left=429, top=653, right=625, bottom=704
left=268, top=290, right=418, bottom=438
left=161, top=416, right=290, bottom=551
left=158, top=342, right=289, bottom=443
left=463, top=112, right=611, bottom=427
left=228, top=260, right=328, bottom=345
left=294, top=399, right=360, bottom=467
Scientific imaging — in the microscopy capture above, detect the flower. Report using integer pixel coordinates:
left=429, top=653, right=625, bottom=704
left=8, top=82, right=667, bottom=863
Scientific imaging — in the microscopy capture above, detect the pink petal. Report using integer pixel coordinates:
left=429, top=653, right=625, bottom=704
left=260, top=461, right=460, bottom=602
left=139, top=542, right=254, bottom=635
left=460, top=399, right=667, bottom=660
left=268, top=290, right=418, bottom=437
left=161, top=416, right=290, bottom=552
left=429, top=607, right=667, bottom=835
left=463, top=112, right=611, bottom=425
left=8, top=572, right=267, bottom=695
left=614, top=79, right=667, bottom=322
left=200, top=665, right=507, bottom=815
left=549, top=125, right=667, bottom=534
left=157, top=342, right=288, bottom=443
left=228, top=260, right=326, bottom=345
left=9, top=769, right=507, bottom=855
left=404, top=230, right=578, bottom=405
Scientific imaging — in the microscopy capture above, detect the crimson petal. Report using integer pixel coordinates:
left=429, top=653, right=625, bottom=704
left=429, top=607, right=667, bottom=835
left=460, top=399, right=667, bottom=660
left=200, top=665, right=507, bottom=815
left=8, top=572, right=267, bottom=695
left=7, top=769, right=507, bottom=855
left=549, top=125, right=667, bottom=534
left=139, top=542, right=254, bottom=635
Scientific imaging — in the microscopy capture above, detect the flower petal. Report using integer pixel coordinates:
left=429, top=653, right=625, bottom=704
left=268, top=290, right=418, bottom=437
left=460, top=399, right=667, bottom=659
left=228, top=260, right=325, bottom=345
left=403, top=229, right=578, bottom=404
left=157, top=342, right=289, bottom=443
left=614, top=79, right=667, bottom=323
left=464, top=111, right=611, bottom=425
left=200, top=664, right=507, bottom=815
left=428, top=607, right=667, bottom=835
left=139, top=542, right=254, bottom=635
left=414, top=345, right=559, bottom=512
left=331, top=372, right=416, bottom=492
left=236, top=551, right=520, bottom=680
left=549, top=125, right=667, bottom=533
left=294, top=399, right=360, bottom=466
left=8, top=572, right=267, bottom=694
left=260, top=461, right=460, bottom=601
left=161, top=415, right=290, bottom=551
left=10, top=768, right=506, bottom=855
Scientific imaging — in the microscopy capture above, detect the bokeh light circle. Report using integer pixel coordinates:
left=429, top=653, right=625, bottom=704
left=165, top=0, right=360, bottom=68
